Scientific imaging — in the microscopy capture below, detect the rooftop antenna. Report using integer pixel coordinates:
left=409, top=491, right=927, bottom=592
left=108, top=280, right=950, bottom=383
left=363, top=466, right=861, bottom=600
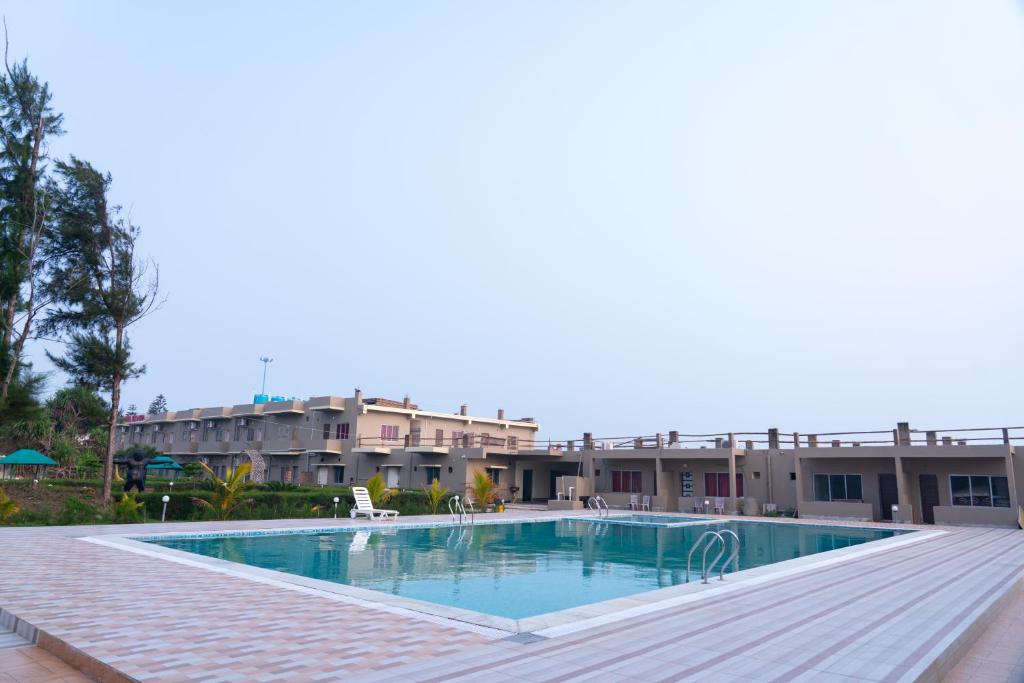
left=259, top=356, right=273, bottom=395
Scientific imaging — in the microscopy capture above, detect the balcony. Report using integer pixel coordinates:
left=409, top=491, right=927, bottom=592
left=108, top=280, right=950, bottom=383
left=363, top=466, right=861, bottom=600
left=353, top=437, right=397, bottom=455
left=171, top=442, right=199, bottom=455
left=196, top=442, right=230, bottom=455
left=262, top=399, right=304, bottom=415
left=306, top=396, right=345, bottom=413
left=263, top=437, right=305, bottom=453
left=231, top=403, right=265, bottom=418
left=230, top=440, right=263, bottom=454
left=199, top=406, right=231, bottom=420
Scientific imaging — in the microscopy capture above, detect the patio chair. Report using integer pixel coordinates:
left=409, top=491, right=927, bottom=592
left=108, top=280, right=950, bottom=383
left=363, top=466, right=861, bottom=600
left=692, top=500, right=704, bottom=514
left=640, top=495, right=652, bottom=511
left=713, top=497, right=726, bottom=514
left=350, top=486, right=399, bottom=521
left=629, top=494, right=640, bottom=511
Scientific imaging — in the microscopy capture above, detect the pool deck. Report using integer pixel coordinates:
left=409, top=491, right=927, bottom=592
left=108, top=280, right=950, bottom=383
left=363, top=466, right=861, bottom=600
left=1, top=512, right=1022, bottom=682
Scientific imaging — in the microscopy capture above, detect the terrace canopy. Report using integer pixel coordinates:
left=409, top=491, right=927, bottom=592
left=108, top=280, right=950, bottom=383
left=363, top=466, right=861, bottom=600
left=0, top=449, right=58, bottom=480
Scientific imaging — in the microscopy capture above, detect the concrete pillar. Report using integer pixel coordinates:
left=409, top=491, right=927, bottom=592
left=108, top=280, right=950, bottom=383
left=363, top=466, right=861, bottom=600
left=897, top=422, right=911, bottom=446
left=583, top=432, right=593, bottom=450
left=893, top=455, right=913, bottom=523
left=768, top=428, right=780, bottom=450
left=727, top=433, right=738, bottom=515
left=656, top=433, right=664, bottom=448
left=1004, top=446, right=1019, bottom=511
left=354, top=388, right=363, bottom=404
left=497, top=408, right=505, bottom=420
left=808, top=434, right=818, bottom=448
left=1003, top=428, right=1010, bottom=446
left=745, top=440, right=754, bottom=450
left=942, top=436, right=953, bottom=446
left=668, top=430, right=679, bottom=445
left=926, top=431, right=937, bottom=446
left=794, top=455, right=804, bottom=514
left=892, top=429, right=899, bottom=446
left=714, top=437, right=723, bottom=448
left=793, top=432, right=801, bottom=449
left=832, top=439, right=841, bottom=448
left=655, top=456, right=671, bottom=511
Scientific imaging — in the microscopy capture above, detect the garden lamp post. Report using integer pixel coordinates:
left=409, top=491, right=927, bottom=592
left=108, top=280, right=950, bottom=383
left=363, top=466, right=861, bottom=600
left=333, top=496, right=340, bottom=519
left=161, top=495, right=170, bottom=522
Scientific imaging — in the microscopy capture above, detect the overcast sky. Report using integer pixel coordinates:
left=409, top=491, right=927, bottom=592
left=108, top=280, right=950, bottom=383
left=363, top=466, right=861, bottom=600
left=6, top=1, right=1024, bottom=439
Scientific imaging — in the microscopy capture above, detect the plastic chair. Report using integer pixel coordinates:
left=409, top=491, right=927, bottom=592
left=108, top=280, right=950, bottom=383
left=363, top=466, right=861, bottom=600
left=629, top=494, right=639, bottom=511
left=713, top=497, right=726, bottom=514
left=641, top=495, right=651, bottom=511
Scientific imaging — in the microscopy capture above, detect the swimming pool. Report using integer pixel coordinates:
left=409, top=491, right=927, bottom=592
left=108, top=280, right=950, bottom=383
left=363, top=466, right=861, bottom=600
left=598, top=513, right=710, bottom=526
left=145, top=519, right=907, bottom=620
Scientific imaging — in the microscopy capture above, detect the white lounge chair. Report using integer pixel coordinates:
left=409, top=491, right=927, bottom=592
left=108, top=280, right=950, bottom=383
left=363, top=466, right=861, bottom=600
left=640, top=495, right=652, bottom=511
left=350, top=486, right=399, bottom=521
left=713, top=497, right=726, bottom=514
left=629, top=494, right=640, bottom=511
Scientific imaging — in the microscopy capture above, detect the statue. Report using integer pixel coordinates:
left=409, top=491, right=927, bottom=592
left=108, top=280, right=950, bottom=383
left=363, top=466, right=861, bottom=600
left=114, top=448, right=157, bottom=493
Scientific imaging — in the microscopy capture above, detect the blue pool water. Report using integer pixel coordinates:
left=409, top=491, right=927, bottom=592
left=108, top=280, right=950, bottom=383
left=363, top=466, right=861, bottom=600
left=602, top=514, right=710, bottom=525
left=146, top=520, right=906, bottom=619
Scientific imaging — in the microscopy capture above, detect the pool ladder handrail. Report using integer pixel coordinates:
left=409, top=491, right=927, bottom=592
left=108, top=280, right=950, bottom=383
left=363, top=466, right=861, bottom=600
left=687, top=530, right=725, bottom=584
left=448, top=495, right=476, bottom=525
left=587, top=495, right=610, bottom=518
left=717, top=529, right=740, bottom=580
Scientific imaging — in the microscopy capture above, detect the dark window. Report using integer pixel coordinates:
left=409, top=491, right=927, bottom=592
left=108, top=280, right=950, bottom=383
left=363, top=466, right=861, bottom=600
left=611, top=470, right=643, bottom=493
left=703, top=472, right=744, bottom=498
left=813, top=474, right=862, bottom=501
left=951, top=475, right=1009, bottom=508
left=789, top=472, right=796, bottom=481
left=322, top=423, right=331, bottom=439
left=487, top=468, right=501, bottom=485
left=435, top=429, right=444, bottom=446
left=336, top=423, right=349, bottom=439
left=425, top=466, right=441, bottom=484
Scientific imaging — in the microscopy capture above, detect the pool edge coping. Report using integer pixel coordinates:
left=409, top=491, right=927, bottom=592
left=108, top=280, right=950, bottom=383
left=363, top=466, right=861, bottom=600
left=79, top=514, right=940, bottom=636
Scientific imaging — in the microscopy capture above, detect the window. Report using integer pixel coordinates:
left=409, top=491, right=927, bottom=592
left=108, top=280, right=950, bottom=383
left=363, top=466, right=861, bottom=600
left=332, top=467, right=345, bottom=484
left=336, top=423, right=349, bottom=440
left=950, top=475, right=1010, bottom=508
left=486, top=468, right=501, bottom=485
left=435, top=429, right=444, bottom=446
left=451, top=431, right=464, bottom=447
left=704, top=472, right=744, bottom=498
left=508, top=435, right=518, bottom=451
left=322, top=423, right=331, bottom=439
left=425, top=466, right=441, bottom=485
left=813, top=474, right=863, bottom=502
left=611, top=470, right=643, bottom=493
left=380, top=424, right=399, bottom=441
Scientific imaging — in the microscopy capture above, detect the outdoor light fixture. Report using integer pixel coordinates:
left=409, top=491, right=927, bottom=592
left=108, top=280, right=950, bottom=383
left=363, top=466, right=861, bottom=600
left=334, top=496, right=340, bottom=518
left=161, top=495, right=171, bottom=522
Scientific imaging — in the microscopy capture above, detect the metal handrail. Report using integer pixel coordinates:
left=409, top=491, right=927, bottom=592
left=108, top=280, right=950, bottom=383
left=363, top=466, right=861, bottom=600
left=462, top=497, right=476, bottom=525
left=587, top=495, right=609, bottom=517
left=448, top=495, right=464, bottom=524
left=686, top=530, right=725, bottom=584
left=718, top=529, right=740, bottom=580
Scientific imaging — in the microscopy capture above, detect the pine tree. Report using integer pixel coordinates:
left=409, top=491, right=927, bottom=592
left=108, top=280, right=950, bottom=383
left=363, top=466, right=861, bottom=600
left=147, top=394, right=167, bottom=415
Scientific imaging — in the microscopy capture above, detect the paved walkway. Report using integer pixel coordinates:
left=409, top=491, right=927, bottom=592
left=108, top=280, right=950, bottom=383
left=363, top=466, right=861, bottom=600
left=1, top=515, right=1022, bottom=682
left=944, top=580, right=1024, bottom=683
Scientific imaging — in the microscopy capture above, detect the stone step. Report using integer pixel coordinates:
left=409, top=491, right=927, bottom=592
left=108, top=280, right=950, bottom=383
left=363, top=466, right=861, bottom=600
left=0, top=627, right=30, bottom=649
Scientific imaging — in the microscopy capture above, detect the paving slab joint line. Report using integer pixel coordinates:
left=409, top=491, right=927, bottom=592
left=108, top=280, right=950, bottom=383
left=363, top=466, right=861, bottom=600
left=0, top=607, right=138, bottom=683
left=905, top=568, right=1024, bottom=683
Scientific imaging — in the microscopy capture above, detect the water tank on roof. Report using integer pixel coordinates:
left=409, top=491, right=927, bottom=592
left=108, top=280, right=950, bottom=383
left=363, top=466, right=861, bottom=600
left=270, top=395, right=286, bottom=402
left=253, top=394, right=269, bottom=404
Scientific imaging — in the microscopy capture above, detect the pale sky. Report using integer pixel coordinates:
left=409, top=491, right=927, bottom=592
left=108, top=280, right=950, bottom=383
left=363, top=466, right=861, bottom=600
left=6, top=1, right=1024, bottom=439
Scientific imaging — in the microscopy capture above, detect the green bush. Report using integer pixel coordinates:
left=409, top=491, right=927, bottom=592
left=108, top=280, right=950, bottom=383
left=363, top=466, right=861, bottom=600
left=57, top=496, right=107, bottom=525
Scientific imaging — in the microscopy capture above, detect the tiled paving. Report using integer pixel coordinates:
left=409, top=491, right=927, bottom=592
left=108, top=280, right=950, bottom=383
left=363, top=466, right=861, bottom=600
left=1, top=514, right=1022, bottom=682
left=0, top=639, right=92, bottom=683
left=944, top=580, right=1024, bottom=683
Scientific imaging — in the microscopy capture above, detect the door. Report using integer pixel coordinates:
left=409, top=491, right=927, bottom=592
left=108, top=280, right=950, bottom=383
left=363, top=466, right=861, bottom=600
left=317, top=467, right=328, bottom=485
left=522, top=469, right=533, bottom=502
left=919, top=474, right=939, bottom=524
left=879, top=473, right=898, bottom=521
left=385, top=467, right=400, bottom=488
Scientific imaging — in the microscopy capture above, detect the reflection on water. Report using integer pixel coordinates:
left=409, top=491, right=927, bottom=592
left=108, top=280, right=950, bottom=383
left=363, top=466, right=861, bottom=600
left=150, top=521, right=905, bottom=619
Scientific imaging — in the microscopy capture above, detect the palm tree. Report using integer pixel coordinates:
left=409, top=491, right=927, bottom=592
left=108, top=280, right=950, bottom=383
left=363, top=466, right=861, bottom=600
left=193, top=462, right=253, bottom=520
left=423, top=478, right=449, bottom=515
left=365, top=473, right=395, bottom=507
left=469, top=471, right=496, bottom=510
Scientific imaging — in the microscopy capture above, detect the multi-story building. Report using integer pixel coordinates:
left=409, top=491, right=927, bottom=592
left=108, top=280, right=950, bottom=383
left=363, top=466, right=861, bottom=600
left=117, top=389, right=561, bottom=500
left=120, top=401, right=1024, bottom=527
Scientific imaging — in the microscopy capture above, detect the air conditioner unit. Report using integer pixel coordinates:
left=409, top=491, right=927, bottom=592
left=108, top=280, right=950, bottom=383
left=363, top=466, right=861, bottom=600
left=236, top=418, right=249, bottom=426
left=206, top=420, right=217, bottom=428
left=188, top=422, right=198, bottom=430
left=153, top=425, right=162, bottom=432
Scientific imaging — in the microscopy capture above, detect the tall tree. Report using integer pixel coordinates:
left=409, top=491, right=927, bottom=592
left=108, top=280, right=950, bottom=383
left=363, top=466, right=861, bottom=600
left=43, top=158, right=160, bottom=500
left=0, top=26, right=64, bottom=404
left=147, top=393, right=167, bottom=415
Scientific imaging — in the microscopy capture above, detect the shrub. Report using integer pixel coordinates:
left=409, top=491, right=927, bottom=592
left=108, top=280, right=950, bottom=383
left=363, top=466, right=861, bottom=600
left=113, top=493, right=145, bottom=523
left=469, top=471, right=496, bottom=509
left=0, top=488, right=20, bottom=524
left=365, top=474, right=395, bottom=507
left=192, top=462, right=253, bottom=520
left=57, top=496, right=105, bottom=525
